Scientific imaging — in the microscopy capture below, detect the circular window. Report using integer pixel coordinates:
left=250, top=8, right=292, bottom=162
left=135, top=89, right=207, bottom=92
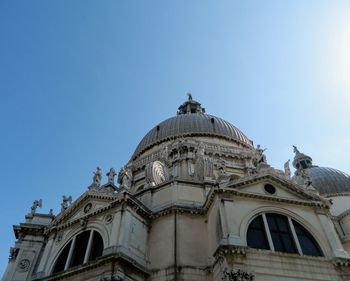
left=264, top=184, right=276, bottom=195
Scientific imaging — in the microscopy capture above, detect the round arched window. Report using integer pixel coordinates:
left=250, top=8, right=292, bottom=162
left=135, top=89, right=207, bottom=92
left=52, top=230, right=104, bottom=274
left=247, top=213, right=323, bottom=257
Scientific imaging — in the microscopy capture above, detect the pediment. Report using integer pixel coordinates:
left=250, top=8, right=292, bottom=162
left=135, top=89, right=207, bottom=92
left=51, top=190, right=118, bottom=227
left=224, top=173, right=325, bottom=203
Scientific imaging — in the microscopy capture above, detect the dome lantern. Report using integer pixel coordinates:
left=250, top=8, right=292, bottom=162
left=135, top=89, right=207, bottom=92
left=177, top=93, right=205, bottom=115
left=292, top=146, right=313, bottom=170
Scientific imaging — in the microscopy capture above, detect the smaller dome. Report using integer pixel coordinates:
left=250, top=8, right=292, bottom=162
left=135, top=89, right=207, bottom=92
left=295, top=167, right=350, bottom=196
left=292, top=147, right=350, bottom=196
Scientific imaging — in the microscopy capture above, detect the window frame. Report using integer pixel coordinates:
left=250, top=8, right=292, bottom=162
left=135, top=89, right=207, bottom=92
left=52, top=229, right=104, bottom=274
left=247, top=212, right=323, bottom=257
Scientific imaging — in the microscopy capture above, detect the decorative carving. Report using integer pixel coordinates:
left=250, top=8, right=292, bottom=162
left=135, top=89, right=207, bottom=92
left=56, top=233, right=63, bottom=244
left=284, top=159, right=291, bottom=178
left=107, top=168, right=117, bottom=185
left=222, top=269, right=254, bottom=281
left=84, top=203, right=92, bottom=213
left=80, top=217, right=88, bottom=228
left=146, top=161, right=169, bottom=186
left=9, top=247, right=19, bottom=260
left=18, top=259, right=30, bottom=272
left=30, top=199, right=42, bottom=214
left=105, top=214, right=113, bottom=224
left=61, top=195, right=72, bottom=212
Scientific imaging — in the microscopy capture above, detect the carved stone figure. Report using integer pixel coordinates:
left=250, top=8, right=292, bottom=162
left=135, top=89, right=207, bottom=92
left=296, top=169, right=313, bottom=187
left=30, top=199, right=42, bottom=214
left=88, top=167, right=102, bottom=190
left=9, top=247, right=19, bottom=260
left=80, top=217, right=88, bottom=228
left=284, top=159, right=291, bottom=178
left=61, top=195, right=72, bottom=212
left=119, top=166, right=132, bottom=190
left=107, top=168, right=116, bottom=185
left=255, top=145, right=267, bottom=164
left=293, top=145, right=300, bottom=154
left=161, top=145, right=169, bottom=161
left=93, top=167, right=102, bottom=186
left=245, top=158, right=257, bottom=176
left=187, top=92, right=193, bottom=101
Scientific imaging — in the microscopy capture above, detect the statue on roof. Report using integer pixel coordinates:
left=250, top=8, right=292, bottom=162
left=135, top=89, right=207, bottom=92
left=88, top=167, right=102, bottom=190
left=107, top=168, right=117, bottom=185
left=284, top=159, right=291, bottom=178
left=119, top=166, right=132, bottom=190
left=187, top=92, right=193, bottom=101
left=293, top=145, right=300, bottom=154
left=30, top=199, right=42, bottom=214
left=255, top=144, right=267, bottom=164
left=61, top=195, right=72, bottom=212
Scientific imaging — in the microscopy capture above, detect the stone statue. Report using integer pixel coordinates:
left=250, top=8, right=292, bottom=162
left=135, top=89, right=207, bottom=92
left=30, top=199, right=42, bottom=214
left=254, top=144, right=267, bottom=165
left=9, top=247, right=19, bottom=260
left=284, top=159, right=291, bottom=178
left=293, top=145, right=300, bottom=154
left=187, top=92, right=193, bottom=101
left=297, top=169, right=313, bottom=187
left=93, top=167, right=102, bottom=186
left=61, top=195, right=72, bottom=212
left=120, top=166, right=132, bottom=190
left=107, top=168, right=116, bottom=185
left=161, top=145, right=169, bottom=161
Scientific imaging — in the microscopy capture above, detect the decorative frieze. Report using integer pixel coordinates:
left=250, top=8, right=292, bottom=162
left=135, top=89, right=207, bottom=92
left=222, top=269, right=254, bottom=281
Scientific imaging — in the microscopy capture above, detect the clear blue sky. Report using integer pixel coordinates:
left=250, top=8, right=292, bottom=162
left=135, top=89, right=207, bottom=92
left=1, top=0, right=350, bottom=275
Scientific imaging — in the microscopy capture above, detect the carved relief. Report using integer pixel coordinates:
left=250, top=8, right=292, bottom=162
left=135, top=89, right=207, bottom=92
left=105, top=214, right=113, bottom=224
left=146, top=161, right=169, bottom=186
left=84, top=203, right=92, bottom=213
left=55, top=233, right=63, bottom=244
left=222, top=269, right=254, bottom=281
left=17, top=259, right=30, bottom=272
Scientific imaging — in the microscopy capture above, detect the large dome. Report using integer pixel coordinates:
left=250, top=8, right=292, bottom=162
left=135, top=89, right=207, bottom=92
left=132, top=96, right=253, bottom=160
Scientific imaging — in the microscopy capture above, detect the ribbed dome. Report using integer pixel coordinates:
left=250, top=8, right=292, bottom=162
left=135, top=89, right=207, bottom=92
left=132, top=113, right=253, bottom=160
left=295, top=166, right=350, bottom=196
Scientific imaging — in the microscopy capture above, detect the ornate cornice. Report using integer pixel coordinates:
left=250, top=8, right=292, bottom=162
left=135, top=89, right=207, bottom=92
left=46, top=172, right=329, bottom=235
left=46, top=193, right=152, bottom=235
left=334, top=257, right=350, bottom=267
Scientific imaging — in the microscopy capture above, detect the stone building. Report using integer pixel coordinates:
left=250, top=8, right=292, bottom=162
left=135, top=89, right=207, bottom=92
left=2, top=96, right=350, bottom=281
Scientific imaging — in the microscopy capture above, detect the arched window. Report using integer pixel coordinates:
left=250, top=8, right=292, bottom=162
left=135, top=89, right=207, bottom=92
left=53, top=230, right=104, bottom=274
left=247, top=213, right=323, bottom=257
